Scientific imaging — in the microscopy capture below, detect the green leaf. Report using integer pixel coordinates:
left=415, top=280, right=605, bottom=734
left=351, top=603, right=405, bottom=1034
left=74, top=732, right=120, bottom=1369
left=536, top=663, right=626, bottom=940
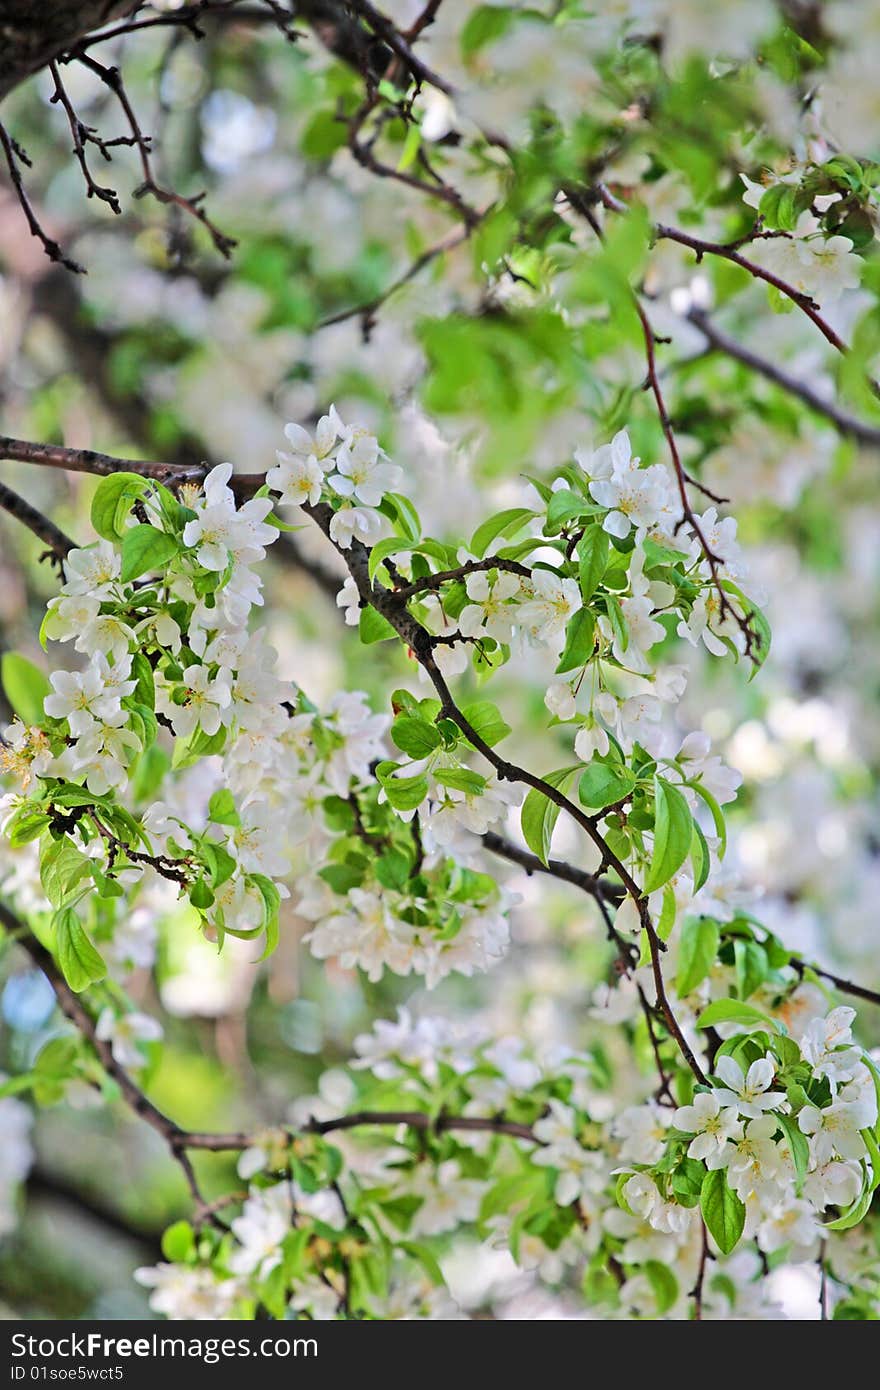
left=397, top=1240, right=446, bottom=1287
left=391, top=715, right=442, bottom=758
left=120, top=524, right=179, bottom=583
left=643, top=776, right=692, bottom=894
left=824, top=1182, right=873, bottom=1232
left=1, top=652, right=50, bottom=725
left=687, top=780, right=727, bottom=858
left=460, top=700, right=511, bottom=747
left=300, top=109, right=348, bottom=160
left=207, top=788, right=239, bottom=827
left=461, top=2, right=514, bottom=57
left=189, top=878, right=214, bottom=910
left=40, top=836, right=91, bottom=909
left=130, top=652, right=155, bottom=710
left=375, top=849, right=411, bottom=892
left=690, top=819, right=711, bottom=893
left=697, top=999, right=781, bottom=1032
left=700, top=1169, right=745, bottom=1254
left=161, top=1219, right=195, bottom=1263
left=546, top=488, right=594, bottom=533
left=53, top=907, right=106, bottom=992
left=643, top=1260, right=679, bottom=1316
left=379, top=770, right=429, bottom=812
left=6, top=805, right=52, bottom=847
left=252, top=873, right=281, bottom=961
left=368, top=537, right=406, bottom=583
left=577, top=760, right=636, bottom=811
left=676, top=917, right=720, bottom=997
left=383, top=492, right=421, bottom=543
left=520, top=765, right=579, bottom=866
left=734, top=939, right=768, bottom=1001
left=775, top=1114, right=809, bottom=1195
left=556, top=609, right=596, bottom=674
left=359, top=607, right=397, bottom=644
left=433, top=767, right=486, bottom=794
left=577, top=526, right=610, bottom=604
left=470, top=507, right=535, bottom=558
left=605, top=593, right=628, bottom=652
left=397, top=122, right=421, bottom=173
left=657, top=882, right=677, bottom=940
left=90, top=472, right=151, bottom=541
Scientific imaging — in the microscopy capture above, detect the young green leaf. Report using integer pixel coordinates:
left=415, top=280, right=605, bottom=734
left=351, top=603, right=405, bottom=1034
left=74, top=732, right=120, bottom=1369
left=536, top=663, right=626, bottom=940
left=53, top=907, right=107, bottom=993
left=676, top=916, right=720, bottom=997
left=1, top=652, right=51, bottom=725
left=697, top=999, right=781, bottom=1032
left=359, top=607, right=397, bottom=644
left=520, top=765, right=579, bottom=865
left=391, top=715, right=443, bottom=758
left=120, top=524, right=179, bottom=583
left=700, top=1169, right=745, bottom=1254
left=90, top=472, right=152, bottom=541
left=459, top=700, right=511, bottom=747
left=775, top=1114, right=810, bottom=1194
left=208, top=788, right=239, bottom=827
left=734, top=938, right=768, bottom=1001
left=643, top=776, right=692, bottom=894
left=578, top=760, right=636, bottom=810
left=556, top=609, right=596, bottom=674
left=470, top=507, right=535, bottom=558
left=577, top=526, right=610, bottom=604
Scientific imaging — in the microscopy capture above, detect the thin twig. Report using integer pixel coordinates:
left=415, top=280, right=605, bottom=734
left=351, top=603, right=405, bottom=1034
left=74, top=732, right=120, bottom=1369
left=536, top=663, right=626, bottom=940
left=0, top=123, right=83, bottom=273
left=74, top=53, right=237, bottom=257
left=49, top=61, right=121, bottom=215
left=0, top=480, right=75, bottom=569
left=687, top=309, right=880, bottom=449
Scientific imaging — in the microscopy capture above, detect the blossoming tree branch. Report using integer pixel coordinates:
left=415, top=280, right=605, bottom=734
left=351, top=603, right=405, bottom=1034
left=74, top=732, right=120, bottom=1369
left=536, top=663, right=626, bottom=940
left=1, top=0, right=880, bottom=1322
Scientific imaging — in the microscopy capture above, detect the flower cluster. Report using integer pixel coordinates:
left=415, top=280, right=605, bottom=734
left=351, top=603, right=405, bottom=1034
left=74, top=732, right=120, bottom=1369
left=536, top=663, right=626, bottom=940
left=267, top=406, right=402, bottom=549
left=133, top=990, right=880, bottom=1321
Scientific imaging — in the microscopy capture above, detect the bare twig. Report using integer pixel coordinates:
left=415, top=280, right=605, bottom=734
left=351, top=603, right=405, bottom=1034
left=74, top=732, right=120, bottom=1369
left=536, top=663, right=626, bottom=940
left=686, top=309, right=880, bottom=449
left=49, top=61, right=121, bottom=215
left=74, top=52, right=237, bottom=257
left=0, top=122, right=84, bottom=273
left=0, top=480, right=75, bottom=569
left=319, top=222, right=471, bottom=334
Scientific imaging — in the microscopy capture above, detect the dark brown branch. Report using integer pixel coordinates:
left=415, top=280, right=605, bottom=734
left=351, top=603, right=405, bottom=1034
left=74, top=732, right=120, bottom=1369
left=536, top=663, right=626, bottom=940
left=0, top=479, right=75, bottom=566
left=49, top=60, right=121, bottom=214
left=27, top=1167, right=164, bottom=1256
left=182, top=1109, right=538, bottom=1150
left=597, top=183, right=848, bottom=357
left=347, top=94, right=480, bottom=229
left=636, top=296, right=754, bottom=657
left=0, top=121, right=84, bottom=272
left=0, top=1, right=138, bottom=101
left=0, top=434, right=203, bottom=484
left=480, top=830, right=621, bottom=906
left=1, top=901, right=539, bottom=1202
left=686, top=308, right=880, bottom=449
left=790, top=957, right=880, bottom=1008
left=77, top=0, right=300, bottom=49
left=74, top=51, right=237, bottom=257
left=403, top=0, right=444, bottom=42
left=691, top=1219, right=710, bottom=1319
left=346, top=0, right=454, bottom=94
left=319, top=222, right=470, bottom=333
left=301, top=499, right=709, bottom=1087
left=1, top=900, right=205, bottom=1204
left=571, top=196, right=758, bottom=660
left=393, top=556, right=532, bottom=599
